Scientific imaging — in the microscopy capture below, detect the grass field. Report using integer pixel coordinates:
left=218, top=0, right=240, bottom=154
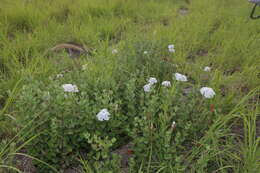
left=0, top=0, right=259, bottom=172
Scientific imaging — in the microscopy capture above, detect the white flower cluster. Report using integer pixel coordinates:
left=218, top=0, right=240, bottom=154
left=82, top=64, right=88, bottom=71
left=148, top=77, right=158, bottom=85
left=143, top=83, right=152, bottom=92
left=144, top=77, right=173, bottom=92
left=200, top=87, right=215, bottom=99
left=62, top=84, right=79, bottom=92
left=168, top=44, right=175, bottom=53
left=112, top=49, right=118, bottom=54
left=171, top=121, right=176, bottom=128
left=161, top=81, right=171, bottom=87
left=143, top=77, right=157, bottom=92
left=174, top=73, right=188, bottom=82
left=173, top=72, right=216, bottom=99
left=203, top=66, right=211, bottom=72
left=56, top=74, right=63, bottom=78
left=96, top=109, right=110, bottom=121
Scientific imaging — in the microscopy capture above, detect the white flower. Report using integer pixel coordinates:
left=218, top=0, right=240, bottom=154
left=143, top=83, right=152, bottom=92
left=168, top=44, right=174, bottom=49
left=148, top=77, right=158, bottom=85
left=82, top=64, right=88, bottom=71
left=168, top=44, right=175, bottom=53
left=112, top=49, right=118, bottom=54
left=200, top=87, right=215, bottom=99
left=204, top=66, right=211, bottom=72
left=96, top=109, right=110, bottom=121
left=161, top=81, right=171, bottom=87
left=56, top=74, right=63, bottom=78
left=174, top=73, right=188, bottom=82
left=62, top=84, right=79, bottom=92
left=144, top=51, right=148, bottom=54
left=171, top=121, right=176, bottom=128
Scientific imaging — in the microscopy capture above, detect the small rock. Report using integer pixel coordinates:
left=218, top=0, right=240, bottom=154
left=179, top=7, right=189, bottom=16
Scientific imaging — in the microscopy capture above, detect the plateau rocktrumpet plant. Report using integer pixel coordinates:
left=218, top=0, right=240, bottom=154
left=96, top=109, right=110, bottom=121
left=62, top=84, right=79, bottom=92
left=200, top=87, right=215, bottom=98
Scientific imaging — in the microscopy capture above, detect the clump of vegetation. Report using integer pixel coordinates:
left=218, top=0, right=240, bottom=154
left=15, top=64, right=215, bottom=172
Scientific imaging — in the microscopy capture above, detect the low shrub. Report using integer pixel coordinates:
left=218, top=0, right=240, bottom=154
left=15, top=68, right=215, bottom=172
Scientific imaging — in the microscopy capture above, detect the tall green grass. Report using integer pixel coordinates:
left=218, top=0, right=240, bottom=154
left=0, top=0, right=259, bottom=172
